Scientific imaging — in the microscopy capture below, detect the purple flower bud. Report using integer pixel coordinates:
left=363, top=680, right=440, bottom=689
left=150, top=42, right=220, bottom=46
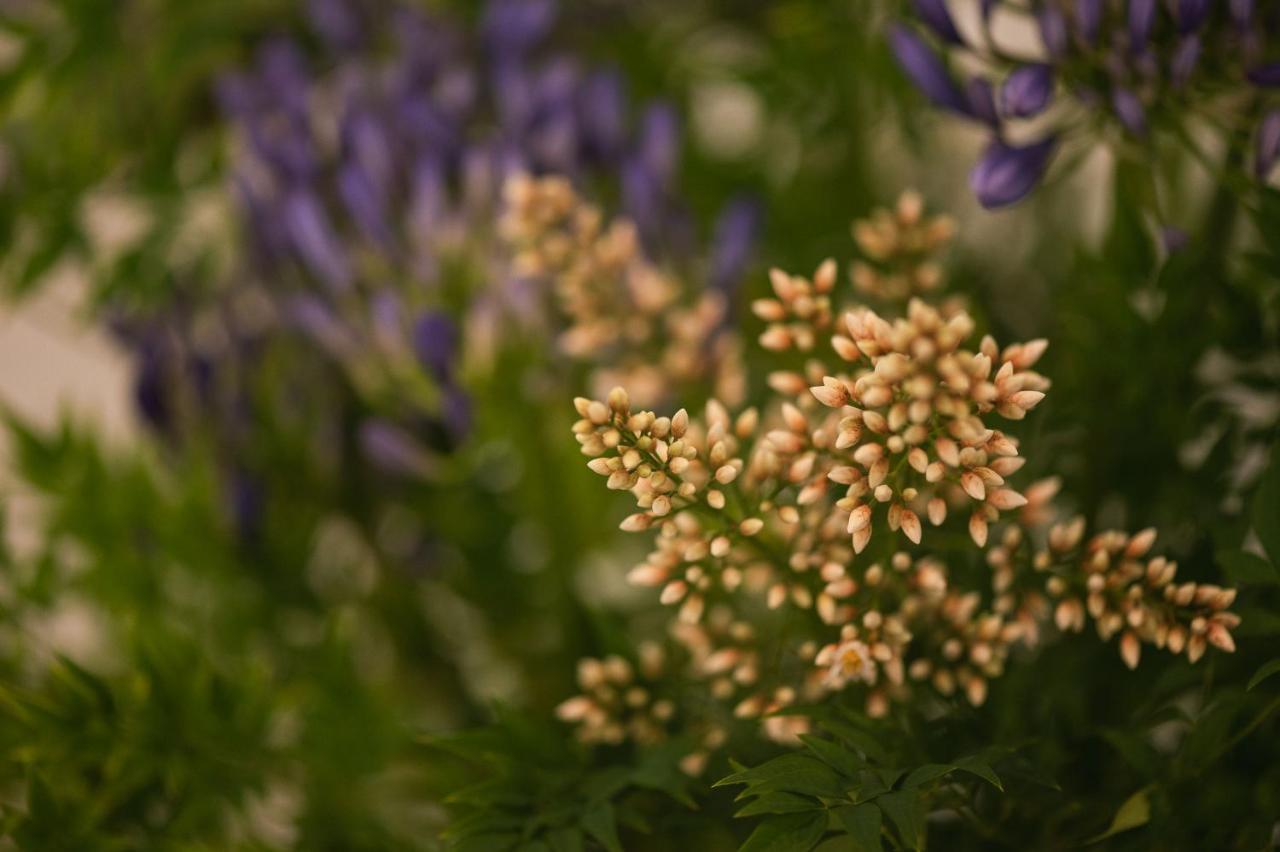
left=969, top=137, right=1056, bottom=208
left=579, top=70, right=627, bottom=159
left=412, top=312, right=460, bottom=381
left=370, top=291, right=403, bottom=344
left=257, top=40, right=310, bottom=117
left=1230, top=0, right=1254, bottom=26
left=341, top=110, right=395, bottom=196
left=360, top=419, right=437, bottom=479
left=1038, top=8, right=1068, bottom=59
left=888, top=25, right=973, bottom=116
left=435, top=67, right=478, bottom=119
left=229, top=471, right=264, bottom=543
left=622, top=156, right=664, bottom=240
left=1170, top=35, right=1201, bottom=87
left=214, top=72, right=257, bottom=117
left=482, top=0, right=556, bottom=56
left=966, top=77, right=999, bottom=126
left=1247, top=63, right=1280, bottom=86
left=709, top=196, right=761, bottom=297
left=283, top=191, right=352, bottom=291
left=913, top=0, right=965, bottom=45
left=441, top=386, right=472, bottom=440
left=636, top=103, right=681, bottom=185
left=1256, top=109, right=1280, bottom=178
left=338, top=163, right=392, bottom=245
left=1111, top=88, right=1148, bottom=135
left=528, top=107, right=579, bottom=173
left=308, top=0, right=364, bottom=51
left=288, top=295, right=355, bottom=358
left=408, top=157, right=448, bottom=234
left=1076, top=0, right=1103, bottom=44
left=1176, top=0, right=1212, bottom=32
left=1160, top=226, right=1189, bottom=254
left=1128, top=0, right=1157, bottom=51
left=134, top=340, right=172, bottom=434
left=1001, top=64, right=1054, bottom=118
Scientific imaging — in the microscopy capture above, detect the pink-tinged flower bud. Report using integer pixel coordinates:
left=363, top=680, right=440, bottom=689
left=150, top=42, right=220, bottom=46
left=1120, top=632, right=1141, bottom=670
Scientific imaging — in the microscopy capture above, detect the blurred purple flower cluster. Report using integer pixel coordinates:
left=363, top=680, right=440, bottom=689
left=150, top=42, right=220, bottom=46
left=891, top=0, right=1280, bottom=208
left=120, top=0, right=758, bottom=497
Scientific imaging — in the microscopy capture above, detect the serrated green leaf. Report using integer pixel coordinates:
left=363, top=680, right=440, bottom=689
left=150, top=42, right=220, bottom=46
left=848, top=769, right=890, bottom=803
left=953, top=757, right=1003, bottom=792
left=800, top=734, right=866, bottom=778
left=735, top=792, right=822, bottom=818
left=1248, top=658, right=1280, bottom=691
left=718, top=754, right=845, bottom=799
left=834, top=803, right=883, bottom=850
left=1086, top=788, right=1151, bottom=844
left=739, top=811, right=829, bottom=852
left=900, top=764, right=953, bottom=790
left=876, top=790, right=924, bottom=850
left=822, top=716, right=890, bottom=763
left=581, top=801, right=621, bottom=852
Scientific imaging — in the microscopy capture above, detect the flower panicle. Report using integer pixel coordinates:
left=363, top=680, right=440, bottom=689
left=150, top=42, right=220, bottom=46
left=1040, top=522, right=1240, bottom=670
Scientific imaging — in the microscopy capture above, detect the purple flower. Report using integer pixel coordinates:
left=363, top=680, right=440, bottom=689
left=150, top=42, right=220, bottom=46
left=360, top=419, right=438, bottom=479
left=283, top=191, right=352, bottom=291
left=1001, top=64, right=1054, bottom=118
left=708, top=197, right=761, bottom=297
left=1230, top=0, right=1254, bottom=26
left=482, top=0, right=556, bottom=56
left=966, top=78, right=999, bottom=126
left=308, top=0, right=364, bottom=50
left=1112, top=88, right=1148, bottom=135
left=1160, top=226, right=1189, bottom=253
left=338, top=163, right=392, bottom=246
left=888, top=25, right=972, bottom=116
left=1170, top=35, right=1202, bottom=87
left=1076, top=0, right=1104, bottom=44
left=1256, top=110, right=1280, bottom=178
left=1176, top=0, right=1212, bottom=32
left=288, top=295, right=355, bottom=358
left=636, top=103, right=681, bottom=185
left=1038, top=8, right=1069, bottom=59
left=1128, top=0, right=1157, bottom=51
left=579, top=70, right=627, bottom=160
left=969, top=137, right=1056, bottom=208
left=913, top=0, right=965, bottom=45
left=412, top=312, right=460, bottom=381
left=1247, top=63, right=1280, bottom=86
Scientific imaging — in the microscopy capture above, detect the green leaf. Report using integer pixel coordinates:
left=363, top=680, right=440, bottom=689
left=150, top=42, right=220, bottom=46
left=1248, top=658, right=1280, bottom=691
left=547, top=827, right=584, bottom=852
left=834, top=803, right=883, bottom=850
left=1217, top=549, right=1278, bottom=586
left=822, top=716, right=890, bottom=763
left=739, top=811, right=829, bottom=852
left=1254, top=447, right=1280, bottom=567
left=952, top=756, right=1004, bottom=792
left=735, top=792, right=823, bottom=817
left=800, top=734, right=866, bottom=778
left=717, top=754, right=846, bottom=799
left=581, top=801, right=622, bottom=852
left=900, top=764, right=953, bottom=790
left=875, top=791, right=924, bottom=851
left=1087, top=788, right=1152, bottom=844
